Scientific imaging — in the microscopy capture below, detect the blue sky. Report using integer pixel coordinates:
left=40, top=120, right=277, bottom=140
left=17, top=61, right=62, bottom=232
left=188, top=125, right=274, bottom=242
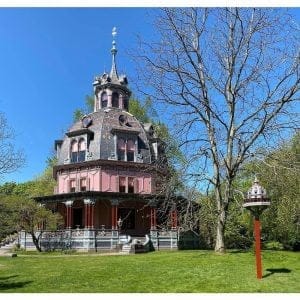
left=0, top=8, right=155, bottom=183
left=0, top=7, right=299, bottom=184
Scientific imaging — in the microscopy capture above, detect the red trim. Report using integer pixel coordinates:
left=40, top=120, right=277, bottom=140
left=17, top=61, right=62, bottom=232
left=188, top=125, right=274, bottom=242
left=171, top=210, right=178, bottom=229
left=111, top=205, right=115, bottom=229
left=150, top=207, right=157, bottom=230
left=91, top=204, right=94, bottom=228
left=66, top=205, right=72, bottom=229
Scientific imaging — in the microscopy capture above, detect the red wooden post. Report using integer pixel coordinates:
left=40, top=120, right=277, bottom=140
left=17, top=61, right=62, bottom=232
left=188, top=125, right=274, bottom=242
left=171, top=210, right=178, bottom=229
left=150, top=207, right=157, bottom=230
left=91, top=203, right=94, bottom=229
left=112, top=205, right=118, bottom=229
left=254, top=218, right=262, bottom=279
left=84, top=202, right=88, bottom=228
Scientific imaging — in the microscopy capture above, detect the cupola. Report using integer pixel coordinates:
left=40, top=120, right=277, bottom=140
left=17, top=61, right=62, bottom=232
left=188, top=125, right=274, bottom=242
left=93, top=27, right=131, bottom=112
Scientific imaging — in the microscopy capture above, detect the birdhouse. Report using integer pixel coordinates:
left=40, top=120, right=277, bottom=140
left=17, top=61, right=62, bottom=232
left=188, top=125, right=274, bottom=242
left=243, top=177, right=270, bottom=218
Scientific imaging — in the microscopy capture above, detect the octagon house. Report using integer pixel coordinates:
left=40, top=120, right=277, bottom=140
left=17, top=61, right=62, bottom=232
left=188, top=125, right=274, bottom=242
left=19, top=29, right=180, bottom=252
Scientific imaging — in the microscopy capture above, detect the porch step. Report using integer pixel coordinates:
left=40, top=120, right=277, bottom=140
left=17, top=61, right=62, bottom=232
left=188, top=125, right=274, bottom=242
left=120, top=244, right=132, bottom=254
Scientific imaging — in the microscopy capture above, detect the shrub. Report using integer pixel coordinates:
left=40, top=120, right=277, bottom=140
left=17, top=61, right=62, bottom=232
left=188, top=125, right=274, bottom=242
left=263, top=241, right=284, bottom=250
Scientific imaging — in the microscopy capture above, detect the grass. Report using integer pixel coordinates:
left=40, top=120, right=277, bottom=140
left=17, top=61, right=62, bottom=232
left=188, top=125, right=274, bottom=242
left=0, top=250, right=299, bottom=293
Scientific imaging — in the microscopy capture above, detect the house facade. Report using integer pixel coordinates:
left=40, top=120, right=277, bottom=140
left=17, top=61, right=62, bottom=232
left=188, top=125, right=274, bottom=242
left=19, top=28, right=180, bottom=252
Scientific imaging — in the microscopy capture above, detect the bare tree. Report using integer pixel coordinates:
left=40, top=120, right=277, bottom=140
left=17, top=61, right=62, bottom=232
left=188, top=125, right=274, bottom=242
left=136, top=8, right=300, bottom=252
left=0, top=112, right=25, bottom=178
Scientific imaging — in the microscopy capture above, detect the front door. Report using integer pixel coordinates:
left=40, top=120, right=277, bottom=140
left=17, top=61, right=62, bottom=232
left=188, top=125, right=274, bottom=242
left=73, top=207, right=83, bottom=228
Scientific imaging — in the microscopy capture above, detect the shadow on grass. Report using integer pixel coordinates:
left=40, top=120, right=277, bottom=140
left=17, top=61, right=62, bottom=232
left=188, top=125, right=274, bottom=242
left=263, top=268, right=292, bottom=278
left=0, top=274, right=33, bottom=291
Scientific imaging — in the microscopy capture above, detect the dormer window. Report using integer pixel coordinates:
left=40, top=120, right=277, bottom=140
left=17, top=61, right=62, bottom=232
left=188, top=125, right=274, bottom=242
left=112, top=92, right=119, bottom=108
left=117, top=138, right=136, bottom=162
left=117, top=139, right=126, bottom=161
left=70, top=139, right=86, bottom=163
left=71, top=140, right=78, bottom=163
left=127, top=140, right=135, bottom=162
left=78, top=139, right=86, bottom=162
left=101, top=92, right=108, bottom=108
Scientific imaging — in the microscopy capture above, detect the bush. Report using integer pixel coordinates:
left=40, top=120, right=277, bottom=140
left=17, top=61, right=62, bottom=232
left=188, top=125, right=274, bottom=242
left=263, top=241, right=284, bottom=250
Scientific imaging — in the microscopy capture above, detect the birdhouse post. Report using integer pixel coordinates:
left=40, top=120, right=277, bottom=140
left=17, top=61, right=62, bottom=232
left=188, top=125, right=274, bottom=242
left=243, top=177, right=270, bottom=279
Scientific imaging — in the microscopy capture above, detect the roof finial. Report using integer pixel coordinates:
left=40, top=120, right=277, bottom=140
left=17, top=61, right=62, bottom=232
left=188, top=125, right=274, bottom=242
left=110, top=26, right=118, bottom=80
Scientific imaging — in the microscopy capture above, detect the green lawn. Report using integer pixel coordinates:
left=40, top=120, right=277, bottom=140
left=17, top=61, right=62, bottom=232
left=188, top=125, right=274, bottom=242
left=0, top=250, right=299, bottom=293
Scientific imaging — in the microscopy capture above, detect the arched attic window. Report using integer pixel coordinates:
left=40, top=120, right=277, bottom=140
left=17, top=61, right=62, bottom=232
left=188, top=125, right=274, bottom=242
left=70, top=139, right=86, bottom=163
left=78, top=139, right=86, bottom=162
left=101, top=92, right=108, bottom=108
left=112, top=92, right=119, bottom=108
left=117, top=138, right=135, bottom=162
left=70, top=140, right=78, bottom=163
left=117, top=139, right=126, bottom=161
left=127, top=139, right=135, bottom=162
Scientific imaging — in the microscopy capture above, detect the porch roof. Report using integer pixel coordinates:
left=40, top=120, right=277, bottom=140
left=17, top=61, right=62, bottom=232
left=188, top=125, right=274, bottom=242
left=34, top=191, right=166, bottom=204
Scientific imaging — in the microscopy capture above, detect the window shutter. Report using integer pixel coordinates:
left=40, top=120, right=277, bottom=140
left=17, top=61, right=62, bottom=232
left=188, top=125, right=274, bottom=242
left=67, top=179, right=70, bottom=193
left=76, top=178, right=80, bottom=192
left=115, top=175, right=119, bottom=192
left=151, top=178, right=155, bottom=194
left=134, top=178, right=139, bottom=194
left=87, top=177, right=90, bottom=191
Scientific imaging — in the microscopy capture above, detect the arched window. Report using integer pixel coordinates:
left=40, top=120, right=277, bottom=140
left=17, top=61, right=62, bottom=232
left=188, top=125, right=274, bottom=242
left=101, top=92, right=108, bottom=108
left=112, top=92, right=119, bottom=108
left=127, top=139, right=135, bottom=162
left=117, top=138, right=136, bottom=162
left=117, top=139, right=126, bottom=161
left=78, top=139, right=86, bottom=162
left=123, top=97, right=128, bottom=110
left=70, top=139, right=86, bottom=163
left=70, top=140, right=78, bottom=163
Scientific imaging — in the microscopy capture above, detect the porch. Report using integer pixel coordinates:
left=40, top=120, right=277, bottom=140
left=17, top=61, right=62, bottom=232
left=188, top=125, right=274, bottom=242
left=18, top=228, right=179, bottom=252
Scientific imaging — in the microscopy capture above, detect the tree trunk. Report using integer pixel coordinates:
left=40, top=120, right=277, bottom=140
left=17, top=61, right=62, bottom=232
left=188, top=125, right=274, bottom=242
left=30, top=232, right=42, bottom=252
left=215, top=209, right=226, bottom=253
left=214, top=187, right=226, bottom=253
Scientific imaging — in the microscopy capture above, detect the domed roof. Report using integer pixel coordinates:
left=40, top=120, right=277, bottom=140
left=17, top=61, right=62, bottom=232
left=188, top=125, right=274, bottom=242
left=247, top=177, right=267, bottom=200
left=57, top=107, right=155, bottom=165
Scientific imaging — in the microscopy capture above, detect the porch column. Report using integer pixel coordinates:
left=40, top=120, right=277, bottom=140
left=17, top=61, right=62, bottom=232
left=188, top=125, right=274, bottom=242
left=64, top=200, right=74, bottom=229
left=171, top=209, right=178, bottom=229
left=84, top=199, right=95, bottom=229
left=37, top=203, right=45, bottom=230
left=150, top=206, right=157, bottom=230
left=110, top=199, right=119, bottom=230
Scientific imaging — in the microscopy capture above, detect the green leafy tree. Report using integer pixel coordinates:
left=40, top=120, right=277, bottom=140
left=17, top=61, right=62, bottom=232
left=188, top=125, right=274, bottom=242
left=242, top=133, right=300, bottom=250
left=16, top=197, right=63, bottom=252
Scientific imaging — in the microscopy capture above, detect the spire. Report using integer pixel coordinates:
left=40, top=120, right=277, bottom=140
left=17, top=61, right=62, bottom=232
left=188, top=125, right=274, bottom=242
left=110, top=26, right=119, bottom=81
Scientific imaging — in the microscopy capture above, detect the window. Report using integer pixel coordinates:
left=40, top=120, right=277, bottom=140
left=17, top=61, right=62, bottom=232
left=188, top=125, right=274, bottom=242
left=117, top=139, right=126, bottom=161
left=112, top=92, right=119, bottom=108
left=71, top=140, right=78, bottom=163
left=101, top=92, right=108, bottom=108
left=117, top=138, right=136, bottom=162
left=118, top=176, right=137, bottom=193
left=70, top=179, right=76, bottom=193
left=80, top=178, right=87, bottom=192
left=70, top=139, right=86, bottom=163
left=78, top=139, right=86, bottom=162
left=119, top=176, right=126, bottom=193
left=127, top=140, right=135, bottom=162
left=123, top=97, right=128, bottom=110
left=128, top=177, right=134, bottom=193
